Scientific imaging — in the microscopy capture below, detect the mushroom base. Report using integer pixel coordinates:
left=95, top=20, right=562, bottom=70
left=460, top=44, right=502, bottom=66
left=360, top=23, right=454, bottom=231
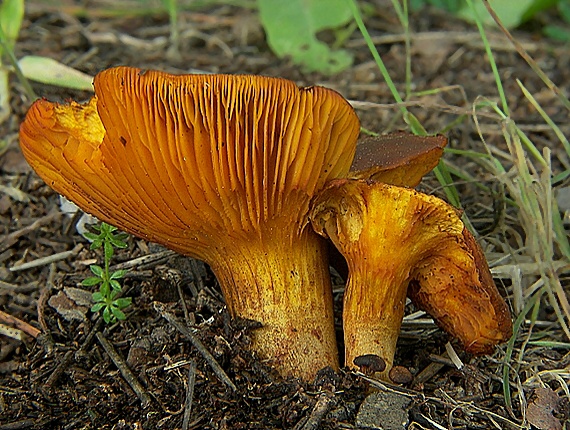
left=343, top=281, right=407, bottom=380
left=210, top=230, right=339, bottom=381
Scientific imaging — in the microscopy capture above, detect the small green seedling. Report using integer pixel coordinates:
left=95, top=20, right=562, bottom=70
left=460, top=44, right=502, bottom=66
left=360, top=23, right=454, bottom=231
left=82, top=223, right=132, bottom=324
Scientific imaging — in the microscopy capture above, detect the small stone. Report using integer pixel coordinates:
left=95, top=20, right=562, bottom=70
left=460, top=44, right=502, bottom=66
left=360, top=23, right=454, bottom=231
left=356, top=390, right=412, bottom=429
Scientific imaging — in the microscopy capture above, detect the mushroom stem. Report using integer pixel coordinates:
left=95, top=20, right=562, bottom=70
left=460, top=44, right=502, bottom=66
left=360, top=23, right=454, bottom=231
left=343, top=264, right=410, bottom=373
left=212, top=230, right=338, bottom=379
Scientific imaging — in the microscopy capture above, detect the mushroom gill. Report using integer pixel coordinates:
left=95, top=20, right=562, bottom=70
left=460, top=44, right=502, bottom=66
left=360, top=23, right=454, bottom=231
left=19, top=66, right=361, bottom=380
left=309, top=179, right=512, bottom=378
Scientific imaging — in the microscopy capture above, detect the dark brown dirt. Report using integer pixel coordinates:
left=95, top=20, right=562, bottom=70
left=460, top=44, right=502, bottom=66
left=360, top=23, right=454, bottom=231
left=1, top=1, right=569, bottom=429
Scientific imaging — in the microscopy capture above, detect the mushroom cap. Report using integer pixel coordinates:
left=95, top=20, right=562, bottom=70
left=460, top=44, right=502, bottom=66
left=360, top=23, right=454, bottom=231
left=349, top=132, right=447, bottom=186
left=19, top=67, right=360, bottom=261
left=409, top=227, right=513, bottom=354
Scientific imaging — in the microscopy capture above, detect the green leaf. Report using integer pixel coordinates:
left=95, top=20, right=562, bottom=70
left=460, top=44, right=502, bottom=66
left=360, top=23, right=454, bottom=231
left=92, top=291, right=104, bottom=302
left=111, top=269, right=127, bottom=280
left=100, top=282, right=110, bottom=297
left=544, top=25, right=570, bottom=42
left=456, top=0, right=557, bottom=29
left=91, top=302, right=106, bottom=313
left=109, top=279, right=122, bottom=292
left=109, top=236, right=128, bottom=249
left=101, top=223, right=117, bottom=234
left=115, top=297, right=132, bottom=309
left=82, top=276, right=103, bottom=287
left=0, top=0, right=24, bottom=53
left=561, top=0, right=570, bottom=21
left=110, top=306, right=126, bottom=321
left=83, top=232, right=99, bottom=241
left=258, top=0, right=353, bottom=74
left=104, top=241, right=114, bottom=262
left=103, top=307, right=112, bottom=324
left=89, top=265, right=104, bottom=277
left=18, top=56, right=94, bottom=91
left=90, top=239, right=103, bottom=250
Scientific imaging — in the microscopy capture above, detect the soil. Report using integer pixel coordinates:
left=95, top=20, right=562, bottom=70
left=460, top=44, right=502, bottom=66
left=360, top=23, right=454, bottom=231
left=1, top=1, right=569, bottom=429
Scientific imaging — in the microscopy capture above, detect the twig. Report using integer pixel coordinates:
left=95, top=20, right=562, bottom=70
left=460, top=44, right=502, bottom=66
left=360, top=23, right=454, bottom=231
left=154, top=302, right=237, bottom=391
left=96, top=332, right=152, bottom=408
left=110, top=250, right=176, bottom=271
left=44, top=350, right=74, bottom=391
left=0, top=212, right=61, bottom=253
left=0, top=324, right=22, bottom=341
left=182, top=360, right=197, bottom=430
left=44, top=318, right=104, bottom=389
left=36, top=263, right=55, bottom=353
left=296, top=391, right=337, bottom=430
left=177, top=277, right=194, bottom=327
left=9, top=244, right=82, bottom=272
left=0, top=419, right=36, bottom=430
left=0, top=310, right=40, bottom=338
left=0, top=280, right=39, bottom=293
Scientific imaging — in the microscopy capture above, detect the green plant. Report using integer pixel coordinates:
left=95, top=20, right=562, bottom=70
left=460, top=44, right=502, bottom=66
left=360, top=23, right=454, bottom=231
left=411, top=0, right=561, bottom=33
left=82, top=223, right=132, bottom=324
left=257, top=0, right=354, bottom=74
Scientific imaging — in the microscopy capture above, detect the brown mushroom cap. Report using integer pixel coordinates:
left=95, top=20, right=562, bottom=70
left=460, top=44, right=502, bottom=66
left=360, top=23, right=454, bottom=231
left=309, top=179, right=512, bottom=376
left=349, top=132, right=447, bottom=186
left=20, top=66, right=361, bottom=380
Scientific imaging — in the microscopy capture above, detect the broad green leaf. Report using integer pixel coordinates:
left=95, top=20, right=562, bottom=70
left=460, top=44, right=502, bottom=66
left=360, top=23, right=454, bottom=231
left=92, top=292, right=104, bottom=302
left=544, top=25, right=570, bottom=42
left=457, top=0, right=557, bottom=29
left=258, top=0, right=353, bottom=74
left=18, top=56, right=94, bottom=91
left=0, top=0, right=24, bottom=53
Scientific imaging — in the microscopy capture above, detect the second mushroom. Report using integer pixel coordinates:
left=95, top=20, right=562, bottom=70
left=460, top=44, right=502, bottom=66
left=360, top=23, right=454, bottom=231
left=310, top=179, right=512, bottom=378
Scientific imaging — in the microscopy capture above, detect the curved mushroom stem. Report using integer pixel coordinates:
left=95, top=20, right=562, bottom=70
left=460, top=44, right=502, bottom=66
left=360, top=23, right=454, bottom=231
left=211, top=228, right=338, bottom=380
left=310, top=179, right=512, bottom=380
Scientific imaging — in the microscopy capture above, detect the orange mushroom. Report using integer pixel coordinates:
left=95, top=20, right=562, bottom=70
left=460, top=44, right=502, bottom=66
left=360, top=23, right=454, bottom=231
left=309, top=179, right=512, bottom=377
left=19, top=66, right=361, bottom=380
